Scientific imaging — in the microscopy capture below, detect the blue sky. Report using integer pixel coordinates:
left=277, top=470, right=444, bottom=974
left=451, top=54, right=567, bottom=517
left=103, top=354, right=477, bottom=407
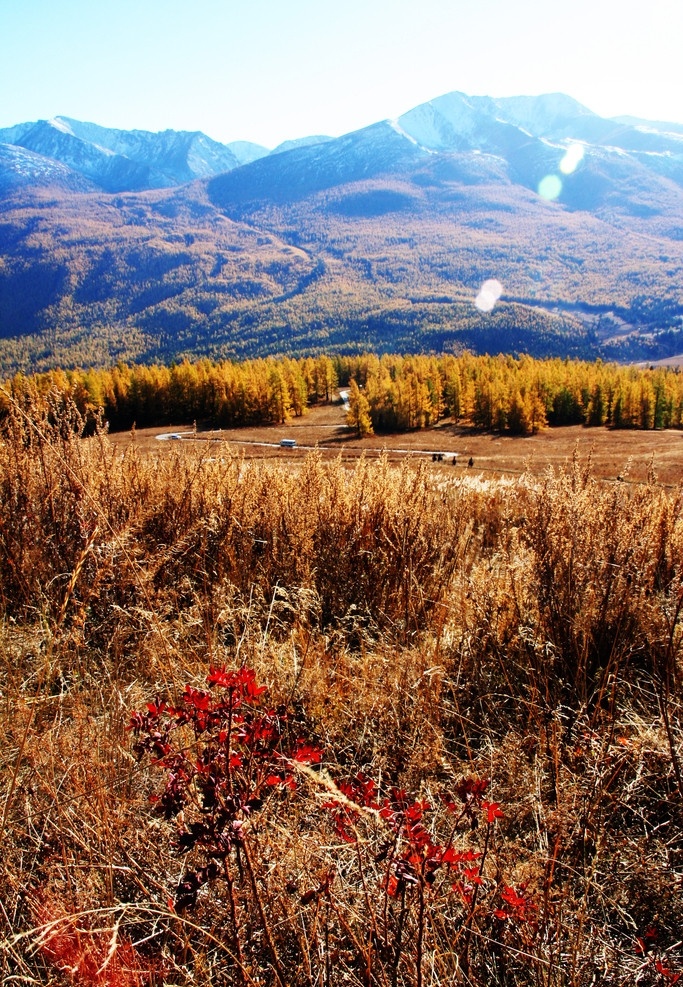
left=1, top=0, right=681, bottom=147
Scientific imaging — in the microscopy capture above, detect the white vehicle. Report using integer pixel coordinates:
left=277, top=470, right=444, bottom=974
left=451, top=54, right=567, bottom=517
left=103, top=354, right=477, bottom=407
left=279, top=438, right=297, bottom=448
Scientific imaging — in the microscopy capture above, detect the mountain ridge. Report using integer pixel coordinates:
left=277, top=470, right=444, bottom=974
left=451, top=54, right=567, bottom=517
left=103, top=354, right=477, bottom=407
left=0, top=90, right=682, bottom=375
left=0, top=116, right=270, bottom=191
left=2, top=91, right=682, bottom=194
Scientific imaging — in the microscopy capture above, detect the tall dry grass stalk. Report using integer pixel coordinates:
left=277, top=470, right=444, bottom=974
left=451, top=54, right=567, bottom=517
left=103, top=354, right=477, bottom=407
left=0, top=398, right=681, bottom=985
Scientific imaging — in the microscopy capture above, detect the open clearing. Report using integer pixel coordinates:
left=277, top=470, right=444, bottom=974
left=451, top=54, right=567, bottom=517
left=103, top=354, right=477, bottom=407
left=111, top=396, right=683, bottom=487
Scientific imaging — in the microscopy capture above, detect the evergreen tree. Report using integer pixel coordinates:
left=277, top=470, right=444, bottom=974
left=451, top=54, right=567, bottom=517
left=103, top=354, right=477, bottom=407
left=346, top=379, right=374, bottom=437
left=268, top=365, right=292, bottom=424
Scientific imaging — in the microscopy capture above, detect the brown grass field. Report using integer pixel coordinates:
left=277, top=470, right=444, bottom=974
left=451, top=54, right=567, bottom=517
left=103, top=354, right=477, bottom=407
left=2, top=397, right=682, bottom=986
left=115, top=397, right=683, bottom=487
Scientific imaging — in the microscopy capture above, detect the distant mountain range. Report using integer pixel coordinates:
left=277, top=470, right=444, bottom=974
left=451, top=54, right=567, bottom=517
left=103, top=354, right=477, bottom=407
left=0, top=116, right=268, bottom=192
left=1, top=91, right=682, bottom=374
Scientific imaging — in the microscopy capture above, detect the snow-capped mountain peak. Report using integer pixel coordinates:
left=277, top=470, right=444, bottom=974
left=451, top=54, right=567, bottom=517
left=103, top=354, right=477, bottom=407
left=1, top=91, right=681, bottom=196
left=0, top=116, right=269, bottom=191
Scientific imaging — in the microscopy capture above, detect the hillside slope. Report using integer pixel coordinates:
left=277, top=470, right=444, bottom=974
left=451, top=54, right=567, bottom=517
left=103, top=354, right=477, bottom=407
left=1, top=91, right=682, bottom=372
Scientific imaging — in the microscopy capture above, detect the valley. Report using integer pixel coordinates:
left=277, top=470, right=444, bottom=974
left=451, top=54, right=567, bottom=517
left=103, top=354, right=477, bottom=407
left=119, top=396, right=683, bottom=487
left=1, top=90, right=682, bottom=375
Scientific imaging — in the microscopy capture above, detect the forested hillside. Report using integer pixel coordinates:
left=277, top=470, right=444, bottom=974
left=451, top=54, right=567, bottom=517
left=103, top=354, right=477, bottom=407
left=1, top=93, right=683, bottom=373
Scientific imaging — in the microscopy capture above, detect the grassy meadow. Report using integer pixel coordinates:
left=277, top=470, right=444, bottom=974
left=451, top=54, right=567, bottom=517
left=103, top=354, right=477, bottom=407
left=1, top=395, right=682, bottom=985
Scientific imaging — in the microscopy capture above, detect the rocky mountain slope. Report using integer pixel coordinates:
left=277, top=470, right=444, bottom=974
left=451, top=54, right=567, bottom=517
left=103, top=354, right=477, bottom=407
left=0, top=116, right=269, bottom=192
left=1, top=91, right=682, bottom=373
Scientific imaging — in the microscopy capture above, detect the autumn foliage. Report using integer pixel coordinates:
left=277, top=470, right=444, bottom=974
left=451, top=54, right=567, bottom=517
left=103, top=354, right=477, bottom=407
left=30, top=890, right=153, bottom=987
left=0, top=393, right=681, bottom=985
left=5, top=350, right=683, bottom=437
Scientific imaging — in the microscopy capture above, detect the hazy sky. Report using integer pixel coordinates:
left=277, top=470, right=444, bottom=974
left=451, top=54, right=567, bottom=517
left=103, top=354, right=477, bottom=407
left=1, top=0, right=681, bottom=148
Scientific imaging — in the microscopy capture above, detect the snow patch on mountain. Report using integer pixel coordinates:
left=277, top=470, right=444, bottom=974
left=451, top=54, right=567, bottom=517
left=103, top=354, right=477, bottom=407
left=388, top=118, right=437, bottom=154
left=0, top=142, right=95, bottom=192
left=271, top=135, right=333, bottom=156
left=2, top=92, right=683, bottom=196
left=49, top=116, right=76, bottom=136
left=0, top=117, right=256, bottom=190
left=227, top=140, right=270, bottom=165
left=488, top=93, right=594, bottom=136
left=398, top=92, right=481, bottom=151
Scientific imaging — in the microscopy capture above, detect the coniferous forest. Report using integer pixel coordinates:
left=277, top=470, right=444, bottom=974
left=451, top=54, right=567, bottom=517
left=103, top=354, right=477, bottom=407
left=5, top=350, right=683, bottom=436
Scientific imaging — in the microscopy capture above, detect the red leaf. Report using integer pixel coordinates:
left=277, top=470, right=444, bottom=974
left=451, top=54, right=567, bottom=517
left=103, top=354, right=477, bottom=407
left=455, top=777, right=489, bottom=803
left=386, top=875, right=399, bottom=898
left=482, top=801, right=504, bottom=823
left=655, top=960, right=682, bottom=983
left=207, top=666, right=268, bottom=699
left=405, top=800, right=430, bottom=822
left=441, top=847, right=481, bottom=866
left=464, top=866, right=483, bottom=885
left=207, top=666, right=237, bottom=688
left=293, top=742, right=323, bottom=764
left=501, top=885, right=526, bottom=909
left=636, top=926, right=659, bottom=955
left=183, top=686, right=212, bottom=711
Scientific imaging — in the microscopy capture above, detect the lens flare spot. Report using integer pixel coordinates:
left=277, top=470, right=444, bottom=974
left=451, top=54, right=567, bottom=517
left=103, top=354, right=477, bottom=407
left=559, top=143, right=584, bottom=175
left=538, top=174, right=562, bottom=200
left=475, top=278, right=503, bottom=313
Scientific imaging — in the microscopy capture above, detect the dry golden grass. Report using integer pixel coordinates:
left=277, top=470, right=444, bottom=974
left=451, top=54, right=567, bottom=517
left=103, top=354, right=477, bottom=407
left=1, top=398, right=682, bottom=985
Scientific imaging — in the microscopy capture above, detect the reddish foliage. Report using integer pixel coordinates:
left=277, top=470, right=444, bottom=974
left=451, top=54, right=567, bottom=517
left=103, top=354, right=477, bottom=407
left=133, top=676, right=537, bottom=943
left=323, top=773, right=516, bottom=910
left=32, top=892, right=153, bottom=987
left=636, top=925, right=660, bottom=955
left=494, top=884, right=538, bottom=924
left=635, top=926, right=681, bottom=984
left=481, top=801, right=504, bottom=823
left=130, top=666, right=323, bottom=910
left=655, top=960, right=682, bottom=984
left=441, top=776, right=490, bottom=825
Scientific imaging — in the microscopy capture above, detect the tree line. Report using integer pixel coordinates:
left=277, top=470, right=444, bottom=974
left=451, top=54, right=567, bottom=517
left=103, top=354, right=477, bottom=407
left=340, top=353, right=683, bottom=435
left=3, top=351, right=683, bottom=435
left=1, top=356, right=337, bottom=432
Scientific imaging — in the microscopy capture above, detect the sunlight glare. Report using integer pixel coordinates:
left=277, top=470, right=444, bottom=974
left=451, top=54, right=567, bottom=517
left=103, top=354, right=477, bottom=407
left=475, top=278, right=503, bottom=313
left=559, top=143, right=585, bottom=175
left=538, top=174, right=562, bottom=200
